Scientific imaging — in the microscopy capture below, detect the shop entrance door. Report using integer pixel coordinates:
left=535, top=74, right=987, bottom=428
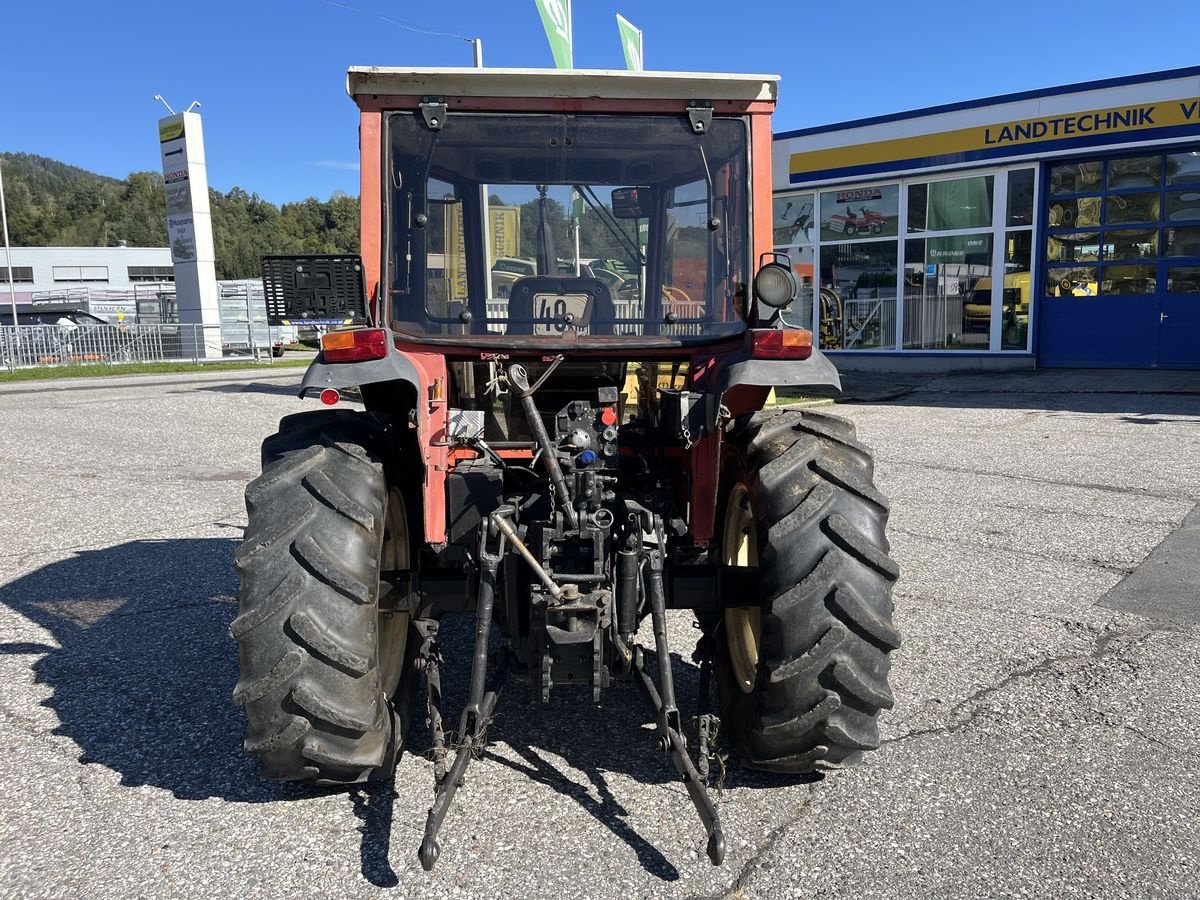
left=1158, top=262, right=1200, bottom=368
left=1041, top=149, right=1200, bottom=370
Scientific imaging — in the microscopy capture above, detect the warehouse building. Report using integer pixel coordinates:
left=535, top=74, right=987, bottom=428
left=0, top=245, right=174, bottom=300
left=773, top=66, right=1200, bottom=369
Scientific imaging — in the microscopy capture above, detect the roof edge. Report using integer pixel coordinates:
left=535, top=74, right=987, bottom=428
left=346, top=67, right=778, bottom=103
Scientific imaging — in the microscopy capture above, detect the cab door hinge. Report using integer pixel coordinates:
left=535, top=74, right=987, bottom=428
left=420, top=97, right=448, bottom=130
left=687, top=101, right=713, bottom=134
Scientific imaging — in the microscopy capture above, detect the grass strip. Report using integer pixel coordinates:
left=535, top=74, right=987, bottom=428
left=0, top=358, right=311, bottom=383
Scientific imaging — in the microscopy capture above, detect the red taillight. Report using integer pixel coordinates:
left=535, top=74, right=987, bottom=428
left=319, top=389, right=340, bottom=406
left=749, top=329, right=813, bottom=360
left=320, top=328, right=388, bottom=363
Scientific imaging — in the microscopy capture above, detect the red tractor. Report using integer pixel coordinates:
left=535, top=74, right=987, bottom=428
left=236, top=67, right=899, bottom=870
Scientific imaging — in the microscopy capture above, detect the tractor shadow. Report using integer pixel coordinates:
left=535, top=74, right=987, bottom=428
left=410, top=614, right=815, bottom=881
left=0, top=538, right=300, bottom=804
left=0, top=540, right=813, bottom=884
left=193, top=381, right=301, bottom=397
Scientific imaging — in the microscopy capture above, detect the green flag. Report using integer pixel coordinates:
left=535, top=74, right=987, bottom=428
left=534, top=0, right=573, bottom=69
left=615, top=14, right=643, bottom=71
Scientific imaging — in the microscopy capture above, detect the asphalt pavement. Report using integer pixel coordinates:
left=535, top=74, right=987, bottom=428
left=0, top=366, right=1196, bottom=899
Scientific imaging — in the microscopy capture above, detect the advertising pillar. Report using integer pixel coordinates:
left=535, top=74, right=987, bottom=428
left=158, top=112, right=221, bottom=358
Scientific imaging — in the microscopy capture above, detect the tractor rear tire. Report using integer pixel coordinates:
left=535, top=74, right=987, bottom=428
left=713, top=408, right=900, bottom=772
left=233, top=409, right=420, bottom=784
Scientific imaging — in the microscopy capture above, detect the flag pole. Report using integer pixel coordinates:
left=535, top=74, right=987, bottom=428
left=0, top=158, right=18, bottom=326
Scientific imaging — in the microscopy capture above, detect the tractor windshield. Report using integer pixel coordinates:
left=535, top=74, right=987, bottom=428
left=385, top=112, right=749, bottom=346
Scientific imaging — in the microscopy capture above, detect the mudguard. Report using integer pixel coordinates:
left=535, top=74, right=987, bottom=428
left=297, top=330, right=423, bottom=399
left=713, top=347, right=842, bottom=396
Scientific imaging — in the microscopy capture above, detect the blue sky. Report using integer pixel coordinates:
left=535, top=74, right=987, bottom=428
left=3, top=0, right=1197, bottom=204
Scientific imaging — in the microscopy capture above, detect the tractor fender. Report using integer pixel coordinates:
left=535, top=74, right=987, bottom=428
left=297, top=342, right=422, bottom=399
left=713, top=347, right=842, bottom=396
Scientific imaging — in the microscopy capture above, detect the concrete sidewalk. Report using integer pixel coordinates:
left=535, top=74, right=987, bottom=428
left=839, top=368, right=1200, bottom=402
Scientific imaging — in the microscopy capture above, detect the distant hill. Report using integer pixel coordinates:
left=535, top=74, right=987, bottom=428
left=0, top=152, right=358, bottom=280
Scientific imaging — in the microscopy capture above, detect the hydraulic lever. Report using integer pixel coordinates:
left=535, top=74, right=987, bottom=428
left=506, top=360, right=579, bottom=530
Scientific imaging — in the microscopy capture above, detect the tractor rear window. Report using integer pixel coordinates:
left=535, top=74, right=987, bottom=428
left=385, top=112, right=749, bottom=346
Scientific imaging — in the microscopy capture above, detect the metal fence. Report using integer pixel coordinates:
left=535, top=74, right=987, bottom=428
left=1, top=322, right=282, bottom=372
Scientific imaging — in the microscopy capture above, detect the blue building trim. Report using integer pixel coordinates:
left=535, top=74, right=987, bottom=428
left=775, top=65, right=1200, bottom=141
left=788, top=123, right=1200, bottom=185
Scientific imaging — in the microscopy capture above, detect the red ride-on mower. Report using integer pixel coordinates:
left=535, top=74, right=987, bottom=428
left=830, top=205, right=887, bottom=236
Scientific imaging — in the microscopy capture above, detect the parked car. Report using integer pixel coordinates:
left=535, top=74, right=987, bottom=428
left=3, top=305, right=134, bottom=365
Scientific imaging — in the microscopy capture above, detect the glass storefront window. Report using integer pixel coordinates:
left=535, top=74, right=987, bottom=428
left=1007, top=169, right=1035, bottom=226
left=1102, top=264, right=1156, bottom=295
left=902, top=234, right=992, bottom=350
left=1103, top=229, right=1158, bottom=260
left=819, top=240, right=897, bottom=349
left=1105, top=192, right=1159, bottom=225
left=1167, top=266, right=1200, bottom=292
left=1050, top=161, right=1102, bottom=195
left=784, top=167, right=1035, bottom=353
left=1166, top=152, right=1200, bottom=185
left=907, top=175, right=994, bottom=232
left=1045, top=266, right=1098, bottom=298
left=1002, top=231, right=1033, bottom=350
left=819, top=185, right=899, bottom=241
left=1047, top=232, right=1100, bottom=262
left=1107, top=156, right=1161, bottom=190
left=772, top=191, right=815, bottom=245
left=1048, top=197, right=1101, bottom=228
left=1165, top=189, right=1200, bottom=223
left=1165, top=225, right=1200, bottom=257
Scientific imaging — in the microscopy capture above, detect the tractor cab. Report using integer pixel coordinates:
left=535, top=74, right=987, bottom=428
left=347, top=68, right=779, bottom=349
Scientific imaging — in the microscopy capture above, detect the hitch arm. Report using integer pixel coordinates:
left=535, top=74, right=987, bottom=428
left=631, top=523, right=726, bottom=865
left=417, top=527, right=508, bottom=871
left=633, top=647, right=726, bottom=866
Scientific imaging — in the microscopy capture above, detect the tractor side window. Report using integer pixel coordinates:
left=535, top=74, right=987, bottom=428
left=425, top=178, right=468, bottom=323
left=665, top=179, right=709, bottom=311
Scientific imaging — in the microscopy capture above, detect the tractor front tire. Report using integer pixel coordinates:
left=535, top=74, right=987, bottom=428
left=233, top=410, right=420, bottom=784
left=714, top=409, right=900, bottom=772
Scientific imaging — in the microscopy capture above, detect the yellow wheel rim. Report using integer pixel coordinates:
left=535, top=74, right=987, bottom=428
left=723, top=482, right=760, bottom=694
left=378, top=487, right=410, bottom=698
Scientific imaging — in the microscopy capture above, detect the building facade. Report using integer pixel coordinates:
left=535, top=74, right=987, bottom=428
left=1, top=246, right=174, bottom=298
left=773, top=66, right=1200, bottom=370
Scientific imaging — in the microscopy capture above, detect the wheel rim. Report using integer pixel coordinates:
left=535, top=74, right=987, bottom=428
left=378, top=487, right=410, bottom=699
left=723, top=482, right=760, bottom=694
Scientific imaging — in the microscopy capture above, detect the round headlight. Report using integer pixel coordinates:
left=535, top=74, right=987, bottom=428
left=753, top=262, right=798, bottom=308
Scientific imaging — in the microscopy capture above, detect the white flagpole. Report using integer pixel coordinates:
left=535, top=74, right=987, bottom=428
left=0, top=158, right=18, bottom=326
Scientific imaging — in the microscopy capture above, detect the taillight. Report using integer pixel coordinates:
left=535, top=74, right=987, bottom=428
left=749, top=329, right=813, bottom=360
left=320, top=328, right=388, bottom=362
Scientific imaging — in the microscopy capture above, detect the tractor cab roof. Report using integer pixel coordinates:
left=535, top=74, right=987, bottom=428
left=346, top=67, right=778, bottom=106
